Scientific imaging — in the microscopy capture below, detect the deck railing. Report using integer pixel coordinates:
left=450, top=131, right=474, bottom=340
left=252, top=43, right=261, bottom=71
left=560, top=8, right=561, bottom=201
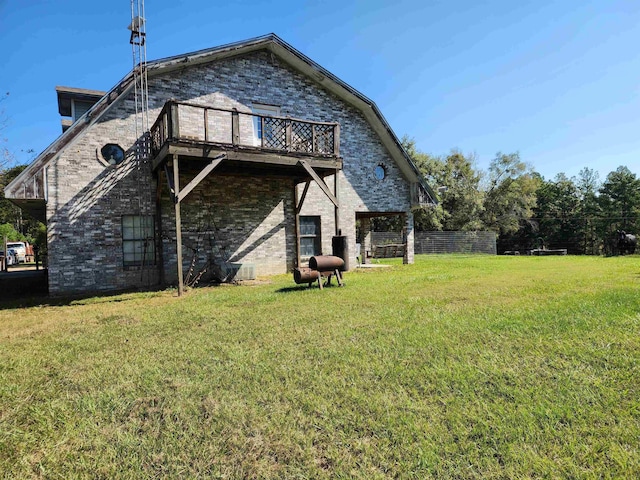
left=150, top=100, right=340, bottom=158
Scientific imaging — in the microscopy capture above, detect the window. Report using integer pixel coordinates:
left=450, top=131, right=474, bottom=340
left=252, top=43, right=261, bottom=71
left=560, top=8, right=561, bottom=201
left=72, top=100, right=94, bottom=121
left=299, top=216, right=321, bottom=257
left=252, top=104, right=281, bottom=147
left=122, top=215, right=155, bottom=267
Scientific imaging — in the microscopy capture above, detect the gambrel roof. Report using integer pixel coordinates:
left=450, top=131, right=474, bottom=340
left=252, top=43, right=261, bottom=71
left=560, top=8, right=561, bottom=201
left=6, top=33, right=436, bottom=209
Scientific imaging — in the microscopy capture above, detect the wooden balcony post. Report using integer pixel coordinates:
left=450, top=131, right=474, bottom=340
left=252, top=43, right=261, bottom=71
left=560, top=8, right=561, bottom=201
left=333, top=123, right=340, bottom=156
left=285, top=119, right=292, bottom=149
left=232, top=108, right=239, bottom=145
left=162, top=111, right=168, bottom=144
left=334, top=168, right=340, bottom=235
left=312, top=125, right=317, bottom=153
left=170, top=102, right=180, bottom=140
left=203, top=108, right=209, bottom=142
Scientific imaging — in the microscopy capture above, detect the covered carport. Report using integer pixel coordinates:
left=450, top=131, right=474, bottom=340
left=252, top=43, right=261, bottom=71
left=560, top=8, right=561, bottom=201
left=1, top=194, right=48, bottom=297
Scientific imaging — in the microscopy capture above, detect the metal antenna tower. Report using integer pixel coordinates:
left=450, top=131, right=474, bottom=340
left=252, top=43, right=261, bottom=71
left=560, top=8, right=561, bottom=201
left=128, top=0, right=149, bottom=163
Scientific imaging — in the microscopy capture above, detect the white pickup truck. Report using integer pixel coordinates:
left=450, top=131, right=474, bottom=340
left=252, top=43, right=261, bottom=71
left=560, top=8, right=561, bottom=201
left=6, top=242, right=27, bottom=263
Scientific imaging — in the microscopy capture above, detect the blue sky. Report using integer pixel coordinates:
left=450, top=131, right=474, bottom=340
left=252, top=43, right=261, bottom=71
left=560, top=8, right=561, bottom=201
left=1, top=0, right=638, bottom=181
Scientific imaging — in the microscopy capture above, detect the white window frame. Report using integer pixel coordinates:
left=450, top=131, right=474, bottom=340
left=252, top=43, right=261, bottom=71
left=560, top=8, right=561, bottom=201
left=252, top=104, right=281, bottom=147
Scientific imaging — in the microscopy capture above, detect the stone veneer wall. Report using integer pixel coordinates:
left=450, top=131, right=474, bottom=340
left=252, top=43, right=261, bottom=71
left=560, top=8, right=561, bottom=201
left=46, top=95, right=158, bottom=294
left=160, top=173, right=296, bottom=284
left=45, top=49, right=414, bottom=294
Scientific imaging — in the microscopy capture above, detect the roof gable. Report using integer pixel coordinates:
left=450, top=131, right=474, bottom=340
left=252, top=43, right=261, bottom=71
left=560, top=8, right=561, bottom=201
left=6, top=34, right=435, bottom=204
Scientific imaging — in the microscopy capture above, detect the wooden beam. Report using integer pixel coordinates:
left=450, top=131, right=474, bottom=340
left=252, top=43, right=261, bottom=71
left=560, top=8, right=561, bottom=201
left=173, top=155, right=184, bottom=296
left=296, top=180, right=311, bottom=214
left=203, top=108, right=209, bottom=142
left=230, top=150, right=300, bottom=166
left=176, top=154, right=226, bottom=203
left=232, top=109, right=239, bottom=145
left=163, top=163, right=175, bottom=199
left=165, top=144, right=342, bottom=170
left=285, top=120, right=292, bottom=147
left=155, top=170, right=165, bottom=287
left=294, top=182, right=301, bottom=268
left=170, top=102, right=180, bottom=139
left=298, top=159, right=339, bottom=207
left=334, top=169, right=340, bottom=235
left=312, top=125, right=317, bottom=153
left=151, top=142, right=170, bottom=171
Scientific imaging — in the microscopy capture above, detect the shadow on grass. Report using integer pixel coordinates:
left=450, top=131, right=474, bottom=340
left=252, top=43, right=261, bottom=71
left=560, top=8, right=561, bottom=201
left=0, top=286, right=169, bottom=311
left=276, top=282, right=346, bottom=293
left=276, top=285, right=317, bottom=293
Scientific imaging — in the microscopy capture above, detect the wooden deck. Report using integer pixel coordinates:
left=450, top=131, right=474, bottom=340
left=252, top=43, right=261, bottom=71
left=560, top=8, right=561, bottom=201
left=149, top=100, right=342, bottom=177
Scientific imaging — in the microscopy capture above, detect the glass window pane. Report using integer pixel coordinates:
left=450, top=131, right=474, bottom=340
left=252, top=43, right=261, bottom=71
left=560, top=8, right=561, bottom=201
left=300, top=238, right=316, bottom=257
left=300, top=216, right=320, bottom=237
left=122, top=215, right=155, bottom=266
left=123, top=241, right=135, bottom=255
left=300, top=224, right=315, bottom=236
left=122, top=216, right=134, bottom=239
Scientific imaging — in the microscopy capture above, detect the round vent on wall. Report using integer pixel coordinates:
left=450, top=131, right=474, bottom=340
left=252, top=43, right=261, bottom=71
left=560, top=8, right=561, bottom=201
left=374, top=164, right=386, bottom=181
left=100, top=144, right=125, bottom=166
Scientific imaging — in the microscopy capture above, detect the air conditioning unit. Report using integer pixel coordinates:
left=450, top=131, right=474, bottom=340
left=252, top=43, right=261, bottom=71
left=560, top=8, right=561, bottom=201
left=229, top=263, right=256, bottom=281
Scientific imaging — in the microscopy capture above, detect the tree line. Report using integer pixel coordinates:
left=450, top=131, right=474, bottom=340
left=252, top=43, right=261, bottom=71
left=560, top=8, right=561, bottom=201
left=374, top=137, right=640, bottom=255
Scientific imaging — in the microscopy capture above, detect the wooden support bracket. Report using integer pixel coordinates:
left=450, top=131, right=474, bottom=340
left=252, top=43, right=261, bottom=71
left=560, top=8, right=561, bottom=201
left=298, top=159, right=338, bottom=207
left=164, top=163, right=175, bottom=201
left=296, top=180, right=311, bottom=214
left=176, top=153, right=226, bottom=203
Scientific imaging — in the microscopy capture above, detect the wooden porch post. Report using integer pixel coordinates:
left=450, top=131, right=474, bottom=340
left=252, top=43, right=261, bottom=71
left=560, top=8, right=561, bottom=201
left=155, top=170, right=165, bottom=287
left=294, top=182, right=300, bottom=268
left=172, top=154, right=184, bottom=296
left=334, top=169, right=340, bottom=235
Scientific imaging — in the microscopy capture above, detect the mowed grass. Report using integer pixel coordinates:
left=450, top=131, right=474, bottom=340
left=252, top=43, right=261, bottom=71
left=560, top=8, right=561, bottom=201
left=1, top=255, right=639, bottom=479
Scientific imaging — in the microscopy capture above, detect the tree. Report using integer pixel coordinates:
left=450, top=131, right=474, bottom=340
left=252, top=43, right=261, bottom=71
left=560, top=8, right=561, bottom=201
left=535, top=173, right=582, bottom=253
left=431, top=151, right=484, bottom=231
left=597, top=166, right=640, bottom=249
left=0, top=165, right=28, bottom=229
left=482, top=152, right=539, bottom=238
left=401, top=137, right=484, bottom=231
left=576, top=167, right=601, bottom=254
left=0, top=222, right=27, bottom=242
left=398, top=136, right=445, bottom=231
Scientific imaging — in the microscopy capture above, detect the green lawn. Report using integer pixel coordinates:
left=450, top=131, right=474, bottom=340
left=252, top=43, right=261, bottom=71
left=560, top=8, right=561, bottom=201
left=1, top=255, right=639, bottom=478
